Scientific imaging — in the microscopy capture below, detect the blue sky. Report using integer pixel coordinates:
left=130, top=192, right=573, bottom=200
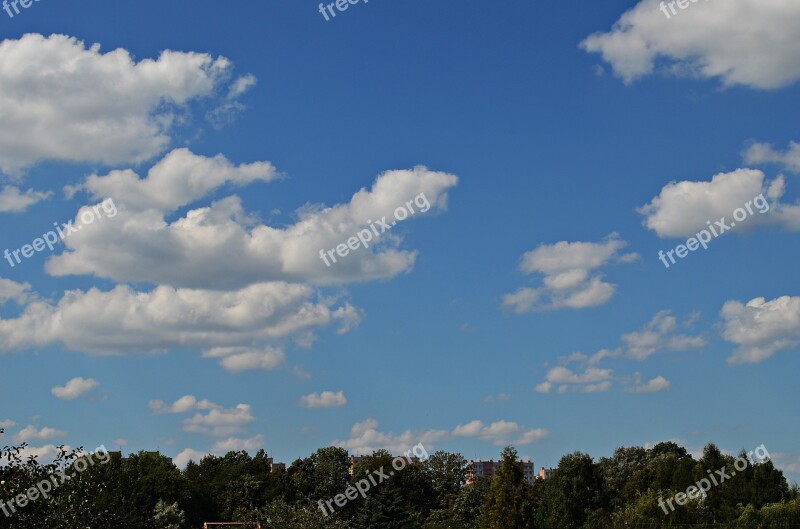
left=0, top=0, right=798, bottom=481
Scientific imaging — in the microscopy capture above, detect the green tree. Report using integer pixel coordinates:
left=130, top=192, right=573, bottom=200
left=480, top=446, right=533, bottom=529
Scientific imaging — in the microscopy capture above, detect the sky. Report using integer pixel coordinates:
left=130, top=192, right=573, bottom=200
left=0, top=0, right=798, bottom=483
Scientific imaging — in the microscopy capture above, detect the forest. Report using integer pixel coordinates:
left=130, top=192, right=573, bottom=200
left=1, top=428, right=798, bottom=529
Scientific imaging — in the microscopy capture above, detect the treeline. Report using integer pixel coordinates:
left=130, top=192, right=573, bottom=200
left=0, top=429, right=798, bottom=529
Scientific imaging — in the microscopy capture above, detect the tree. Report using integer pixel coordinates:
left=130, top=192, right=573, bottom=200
left=154, top=499, right=185, bottom=529
left=480, top=446, right=533, bottom=529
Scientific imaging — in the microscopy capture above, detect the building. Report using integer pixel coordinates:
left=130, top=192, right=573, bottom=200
left=466, top=459, right=536, bottom=486
left=538, top=466, right=555, bottom=480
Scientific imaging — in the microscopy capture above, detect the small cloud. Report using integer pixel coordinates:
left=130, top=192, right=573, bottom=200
left=484, top=393, right=511, bottom=403
left=627, top=373, right=671, bottom=393
left=299, top=391, right=347, bottom=409
left=51, top=377, right=99, bottom=400
left=15, top=425, right=67, bottom=443
left=0, top=186, right=52, bottom=213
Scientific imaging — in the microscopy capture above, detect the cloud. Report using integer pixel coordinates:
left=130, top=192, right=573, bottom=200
left=743, top=141, right=800, bottom=173
left=0, top=186, right=51, bottom=212
left=149, top=395, right=202, bottom=415
left=333, top=418, right=449, bottom=455
left=638, top=169, right=799, bottom=238
left=14, top=425, right=67, bottom=443
left=721, top=295, right=800, bottom=364
left=0, top=278, right=31, bottom=305
left=503, top=234, right=638, bottom=312
left=183, top=403, right=254, bottom=437
left=484, top=393, right=511, bottom=403
left=50, top=158, right=458, bottom=288
left=173, top=448, right=208, bottom=469
left=0, top=282, right=357, bottom=356
left=535, top=367, right=614, bottom=394
left=299, top=391, right=348, bottom=409
left=0, top=34, right=247, bottom=174
left=620, top=310, right=706, bottom=360
left=628, top=373, right=671, bottom=393
left=51, top=377, right=99, bottom=400
left=452, top=420, right=548, bottom=446
left=203, top=346, right=286, bottom=373
left=0, top=419, right=15, bottom=428
left=212, top=434, right=265, bottom=453
left=581, top=0, right=800, bottom=89
left=113, top=438, right=128, bottom=447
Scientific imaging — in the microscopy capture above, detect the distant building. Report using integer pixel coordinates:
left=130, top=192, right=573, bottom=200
left=267, top=459, right=286, bottom=473
left=538, top=466, right=555, bottom=480
left=466, top=459, right=536, bottom=486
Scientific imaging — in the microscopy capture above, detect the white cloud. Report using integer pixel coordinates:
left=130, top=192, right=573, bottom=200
left=0, top=419, right=15, bottom=428
left=743, top=141, right=800, bottom=173
left=149, top=395, right=200, bottom=415
left=0, top=34, right=246, bottom=174
left=183, top=403, right=254, bottom=437
left=49, top=159, right=458, bottom=288
left=203, top=346, right=286, bottom=373
left=503, top=234, right=637, bottom=312
left=721, top=295, right=800, bottom=364
left=51, top=377, right=99, bottom=400
left=535, top=367, right=614, bottom=394
left=628, top=373, right=671, bottom=393
left=620, top=310, right=706, bottom=360
left=0, top=282, right=357, bottom=356
left=0, top=278, right=31, bottom=305
left=581, top=0, right=800, bottom=89
left=452, top=420, right=548, bottom=446
left=14, top=425, right=67, bottom=443
left=212, top=434, right=264, bottom=452
left=113, top=438, right=128, bottom=447
left=333, top=418, right=449, bottom=455
left=298, top=391, right=348, bottom=409
left=173, top=448, right=208, bottom=469
left=0, top=186, right=51, bottom=212
left=484, top=393, right=511, bottom=403
left=638, top=169, right=799, bottom=238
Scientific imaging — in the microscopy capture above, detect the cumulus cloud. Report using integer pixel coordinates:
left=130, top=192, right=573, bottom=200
left=484, top=393, right=511, bottom=403
left=0, top=419, right=15, bottom=428
left=49, top=156, right=458, bottom=289
left=627, top=373, right=671, bottom=393
left=298, top=390, right=348, bottom=409
left=452, top=420, right=548, bottom=445
left=14, top=425, right=67, bottom=443
left=173, top=448, right=208, bottom=469
left=183, top=403, right=254, bottom=437
left=581, top=0, right=800, bottom=89
left=149, top=395, right=206, bottom=415
left=558, top=310, right=705, bottom=366
left=638, top=169, right=800, bottom=238
left=51, top=377, right=99, bottom=400
left=0, top=34, right=248, bottom=174
left=535, top=367, right=614, bottom=394
left=333, top=417, right=547, bottom=454
left=721, top=295, right=800, bottom=364
left=212, top=434, right=264, bottom=453
left=0, top=282, right=357, bottom=356
left=0, top=278, right=31, bottom=305
left=743, top=140, right=800, bottom=173
left=333, top=419, right=450, bottom=455
left=503, top=234, right=638, bottom=312
left=0, top=186, right=51, bottom=212
left=203, top=346, right=286, bottom=373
